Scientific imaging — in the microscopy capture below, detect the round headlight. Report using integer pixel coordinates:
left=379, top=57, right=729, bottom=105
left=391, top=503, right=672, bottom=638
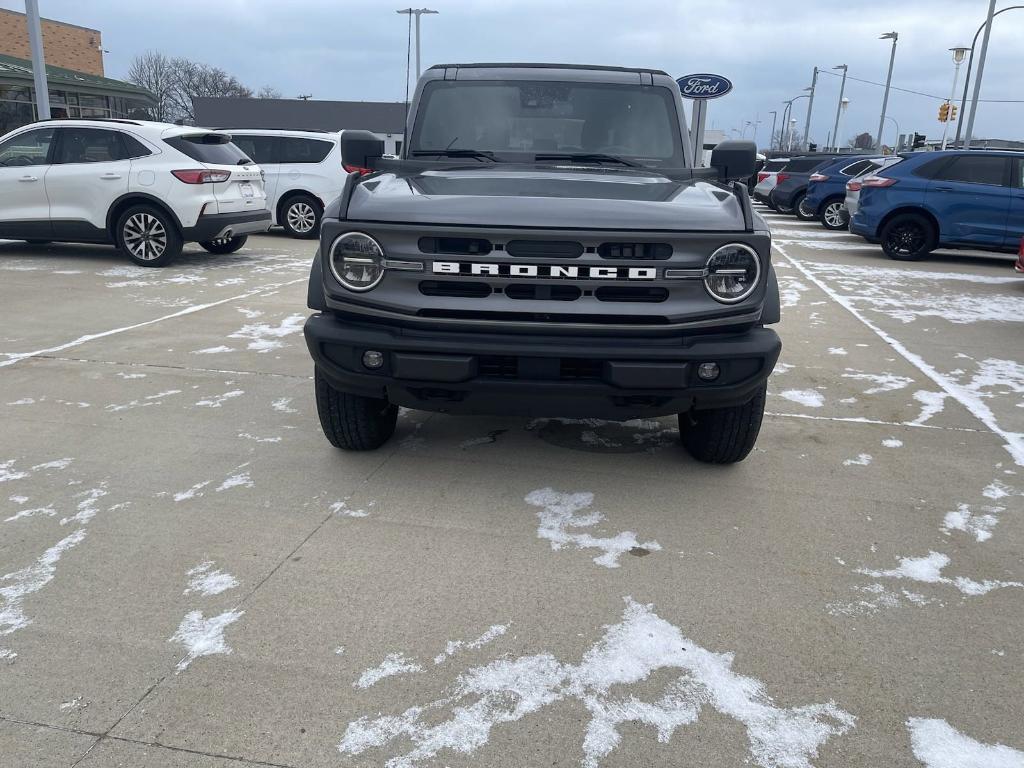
left=329, top=232, right=385, bottom=292
left=704, top=243, right=760, bottom=304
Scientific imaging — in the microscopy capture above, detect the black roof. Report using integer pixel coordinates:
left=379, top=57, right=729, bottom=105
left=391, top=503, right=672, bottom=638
left=428, top=63, right=670, bottom=76
left=191, top=97, right=407, bottom=134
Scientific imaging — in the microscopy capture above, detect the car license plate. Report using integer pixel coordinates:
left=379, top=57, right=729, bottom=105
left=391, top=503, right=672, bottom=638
left=240, top=182, right=254, bottom=199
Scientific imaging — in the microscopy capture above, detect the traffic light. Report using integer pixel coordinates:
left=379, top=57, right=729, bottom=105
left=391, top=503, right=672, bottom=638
left=938, top=103, right=950, bottom=122
left=912, top=132, right=926, bottom=149
left=950, top=104, right=958, bottom=121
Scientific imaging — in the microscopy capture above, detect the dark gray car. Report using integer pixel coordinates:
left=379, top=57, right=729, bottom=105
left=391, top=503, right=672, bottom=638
left=303, top=63, right=782, bottom=463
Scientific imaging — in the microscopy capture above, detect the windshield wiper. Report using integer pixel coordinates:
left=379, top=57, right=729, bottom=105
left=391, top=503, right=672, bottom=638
left=533, top=153, right=640, bottom=168
left=411, top=149, right=499, bottom=162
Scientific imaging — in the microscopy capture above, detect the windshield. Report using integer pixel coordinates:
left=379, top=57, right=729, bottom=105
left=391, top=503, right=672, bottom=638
left=409, top=80, right=685, bottom=167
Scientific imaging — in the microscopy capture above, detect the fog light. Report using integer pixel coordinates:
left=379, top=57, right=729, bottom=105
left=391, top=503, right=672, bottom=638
left=362, top=350, right=384, bottom=369
left=697, top=362, right=720, bottom=381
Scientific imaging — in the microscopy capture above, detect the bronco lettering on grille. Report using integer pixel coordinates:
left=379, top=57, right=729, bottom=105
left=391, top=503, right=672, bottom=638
left=432, top=262, right=658, bottom=280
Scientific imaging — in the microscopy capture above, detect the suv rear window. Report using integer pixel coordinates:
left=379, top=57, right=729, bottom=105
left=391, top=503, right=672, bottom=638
left=783, top=157, right=830, bottom=172
left=278, top=137, right=333, bottom=164
left=763, top=159, right=788, bottom=172
left=165, top=134, right=251, bottom=165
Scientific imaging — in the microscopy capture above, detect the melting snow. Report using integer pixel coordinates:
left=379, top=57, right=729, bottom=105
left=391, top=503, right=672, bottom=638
left=1, top=529, right=88, bottom=634
left=4, top=505, right=55, bottom=523
left=330, top=501, right=369, bottom=518
left=6, top=398, right=35, bottom=405
left=907, top=717, right=1024, bottom=768
left=216, top=467, right=253, bottom=492
left=843, top=454, right=872, bottom=467
left=170, top=609, right=245, bottom=672
left=858, top=552, right=1022, bottom=596
left=908, top=391, right=948, bottom=426
left=192, top=346, right=235, bottom=355
left=827, top=347, right=847, bottom=356
left=355, top=652, right=423, bottom=689
left=228, top=313, right=305, bottom=353
left=195, top=390, right=244, bottom=408
left=174, top=481, right=210, bottom=502
left=338, top=598, right=854, bottom=768
left=779, top=390, right=825, bottom=408
left=184, top=562, right=239, bottom=597
left=841, top=370, right=913, bottom=395
left=882, top=438, right=903, bottom=448
left=942, top=504, right=1003, bottom=543
left=434, top=625, right=508, bottom=665
left=525, top=489, right=661, bottom=569
left=271, top=397, right=297, bottom=413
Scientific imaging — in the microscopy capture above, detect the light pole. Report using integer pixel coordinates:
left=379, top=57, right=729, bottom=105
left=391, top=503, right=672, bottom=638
left=802, top=68, right=818, bottom=151
left=788, top=118, right=797, bottom=151
left=836, top=98, right=849, bottom=150
left=782, top=95, right=809, bottom=152
left=941, top=47, right=970, bottom=151
left=829, top=64, right=848, bottom=151
left=885, top=115, right=900, bottom=152
left=25, top=0, right=50, bottom=120
left=963, top=0, right=998, bottom=149
left=954, top=5, right=1024, bottom=147
left=874, top=32, right=899, bottom=150
left=768, top=110, right=778, bottom=151
left=396, top=8, right=439, bottom=79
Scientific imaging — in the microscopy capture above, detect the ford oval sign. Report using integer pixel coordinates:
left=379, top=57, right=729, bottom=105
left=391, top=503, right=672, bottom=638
left=677, top=74, right=733, bottom=100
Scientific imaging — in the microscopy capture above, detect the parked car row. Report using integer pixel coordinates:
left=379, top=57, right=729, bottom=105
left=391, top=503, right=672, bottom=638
left=0, top=118, right=356, bottom=266
left=760, top=149, right=1024, bottom=266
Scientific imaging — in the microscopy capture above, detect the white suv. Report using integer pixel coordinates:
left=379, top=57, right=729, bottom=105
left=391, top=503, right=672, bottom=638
left=0, top=118, right=271, bottom=267
left=227, top=129, right=346, bottom=239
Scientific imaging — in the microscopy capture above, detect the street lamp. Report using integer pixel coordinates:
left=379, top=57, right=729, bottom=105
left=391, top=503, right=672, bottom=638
left=884, top=115, right=900, bottom=152
left=396, top=8, right=439, bottom=79
left=837, top=97, right=849, bottom=150
left=802, top=70, right=818, bottom=151
left=830, top=64, right=848, bottom=151
left=788, top=118, right=797, bottom=151
left=941, top=47, right=970, bottom=150
left=963, top=0, right=997, bottom=148
left=768, top=110, right=778, bottom=151
left=875, top=32, right=899, bottom=150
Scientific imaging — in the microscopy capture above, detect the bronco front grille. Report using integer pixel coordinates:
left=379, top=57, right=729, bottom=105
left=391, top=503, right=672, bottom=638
left=416, top=308, right=670, bottom=325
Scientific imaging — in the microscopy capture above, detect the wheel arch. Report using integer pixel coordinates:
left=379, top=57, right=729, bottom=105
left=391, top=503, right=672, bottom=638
left=878, top=206, right=940, bottom=241
left=106, top=193, right=184, bottom=240
left=276, top=189, right=325, bottom=223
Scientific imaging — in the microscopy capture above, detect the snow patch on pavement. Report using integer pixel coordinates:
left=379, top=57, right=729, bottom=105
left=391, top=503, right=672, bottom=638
left=330, top=500, right=370, bottom=518
left=843, top=454, right=872, bottom=467
left=1, top=528, right=88, bottom=635
left=338, top=598, right=854, bottom=768
left=170, top=609, right=245, bottom=672
left=525, top=489, right=661, bottom=569
left=271, top=397, right=297, bottom=413
left=941, top=504, right=1003, bottom=543
left=355, top=652, right=424, bottom=689
left=195, top=389, right=244, bottom=408
left=228, top=313, right=305, bottom=353
left=184, top=562, right=239, bottom=597
left=908, top=717, right=1024, bottom=768
left=841, top=370, right=913, bottom=395
left=858, top=552, right=1022, bottom=596
left=192, top=345, right=235, bottom=355
left=779, top=389, right=825, bottom=408
left=908, top=391, right=949, bottom=426
left=434, top=625, right=508, bottom=665
left=882, top=438, right=903, bottom=448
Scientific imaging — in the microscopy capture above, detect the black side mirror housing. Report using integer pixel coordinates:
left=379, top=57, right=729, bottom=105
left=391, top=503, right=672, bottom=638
left=339, top=130, right=385, bottom=172
left=710, top=140, right=757, bottom=181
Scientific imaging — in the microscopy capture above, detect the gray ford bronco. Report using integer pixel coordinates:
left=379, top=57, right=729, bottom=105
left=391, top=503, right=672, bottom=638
left=304, top=63, right=781, bottom=463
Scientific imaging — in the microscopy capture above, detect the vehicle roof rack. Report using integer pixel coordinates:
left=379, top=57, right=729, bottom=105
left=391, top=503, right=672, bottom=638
left=213, top=127, right=333, bottom=133
left=428, top=63, right=670, bottom=76
left=32, top=117, right=143, bottom=126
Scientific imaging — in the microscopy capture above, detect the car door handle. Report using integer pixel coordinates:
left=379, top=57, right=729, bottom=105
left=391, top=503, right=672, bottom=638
left=100, top=173, right=123, bottom=180
left=933, top=186, right=955, bottom=192
left=18, top=175, right=38, bottom=182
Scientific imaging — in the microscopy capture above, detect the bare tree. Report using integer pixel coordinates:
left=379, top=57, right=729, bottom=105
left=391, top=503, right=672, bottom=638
left=257, top=85, right=283, bottom=99
left=771, top=129, right=805, bottom=152
left=125, top=51, right=176, bottom=121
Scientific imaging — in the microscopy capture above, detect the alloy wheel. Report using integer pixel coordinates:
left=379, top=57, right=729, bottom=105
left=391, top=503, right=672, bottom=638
left=122, top=213, right=167, bottom=261
left=823, top=202, right=848, bottom=228
left=286, top=202, right=316, bottom=234
left=886, top=222, right=926, bottom=255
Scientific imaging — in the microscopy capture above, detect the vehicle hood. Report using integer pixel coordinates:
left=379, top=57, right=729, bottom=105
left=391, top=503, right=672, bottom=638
left=346, top=166, right=746, bottom=231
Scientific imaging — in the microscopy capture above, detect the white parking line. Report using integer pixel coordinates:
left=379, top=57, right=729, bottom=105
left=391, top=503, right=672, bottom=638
left=775, top=241, right=1024, bottom=466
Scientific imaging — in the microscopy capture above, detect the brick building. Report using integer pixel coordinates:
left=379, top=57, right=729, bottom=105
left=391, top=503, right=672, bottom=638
left=0, top=8, right=104, bottom=77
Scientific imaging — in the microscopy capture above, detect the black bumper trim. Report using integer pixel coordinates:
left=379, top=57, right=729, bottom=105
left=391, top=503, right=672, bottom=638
left=182, top=210, right=271, bottom=242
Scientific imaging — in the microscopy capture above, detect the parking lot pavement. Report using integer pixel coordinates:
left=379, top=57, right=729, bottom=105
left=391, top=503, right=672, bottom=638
left=0, top=221, right=1022, bottom=768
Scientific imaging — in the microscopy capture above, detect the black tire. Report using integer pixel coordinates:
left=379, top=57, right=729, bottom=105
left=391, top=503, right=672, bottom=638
left=315, top=367, right=398, bottom=450
left=820, top=199, right=850, bottom=230
left=772, top=193, right=794, bottom=215
left=280, top=194, right=322, bottom=239
left=794, top=193, right=816, bottom=220
left=115, top=204, right=182, bottom=267
left=880, top=212, right=937, bottom=261
left=25, top=239, right=51, bottom=245
left=199, top=235, right=248, bottom=254
left=679, top=384, right=767, bottom=464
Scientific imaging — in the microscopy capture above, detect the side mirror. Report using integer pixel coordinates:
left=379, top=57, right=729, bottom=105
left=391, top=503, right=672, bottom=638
left=340, top=130, right=385, bottom=174
left=710, top=140, right=757, bottom=181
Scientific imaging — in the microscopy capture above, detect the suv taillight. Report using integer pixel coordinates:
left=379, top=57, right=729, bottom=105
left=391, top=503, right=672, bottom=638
left=809, top=173, right=829, bottom=182
left=343, top=163, right=373, bottom=176
left=860, top=175, right=898, bottom=188
left=757, top=172, right=769, bottom=183
left=775, top=172, right=789, bottom=185
left=172, top=169, right=231, bottom=184
left=847, top=180, right=862, bottom=192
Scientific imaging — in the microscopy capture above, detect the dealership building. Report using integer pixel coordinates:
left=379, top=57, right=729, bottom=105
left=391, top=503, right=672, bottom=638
left=0, top=8, right=155, bottom=135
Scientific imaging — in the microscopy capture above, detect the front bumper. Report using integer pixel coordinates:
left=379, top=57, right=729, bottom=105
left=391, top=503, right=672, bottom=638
left=304, top=313, right=781, bottom=420
left=182, top=210, right=272, bottom=242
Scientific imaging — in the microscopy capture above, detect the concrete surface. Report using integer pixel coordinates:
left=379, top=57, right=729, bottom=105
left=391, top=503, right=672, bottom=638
left=0, top=217, right=1021, bottom=768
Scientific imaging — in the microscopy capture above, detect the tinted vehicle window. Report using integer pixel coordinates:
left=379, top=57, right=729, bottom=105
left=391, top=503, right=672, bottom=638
left=841, top=159, right=874, bottom=176
left=165, top=134, right=251, bottom=165
left=232, top=135, right=277, bottom=164
left=0, top=127, right=54, bottom=167
left=122, top=133, right=152, bottom=159
left=783, top=157, right=830, bottom=173
left=912, top=156, right=950, bottom=180
left=764, top=159, right=788, bottom=172
left=278, top=137, right=333, bottom=164
left=934, top=155, right=1009, bottom=186
left=55, top=128, right=127, bottom=163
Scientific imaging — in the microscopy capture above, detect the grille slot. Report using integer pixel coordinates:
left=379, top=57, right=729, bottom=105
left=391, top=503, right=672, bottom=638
left=598, top=242, right=672, bottom=260
left=418, top=237, right=492, bottom=255
left=505, top=284, right=582, bottom=301
left=417, top=308, right=669, bottom=325
left=505, top=240, right=584, bottom=259
left=560, top=358, right=603, bottom=380
left=595, top=286, right=669, bottom=303
left=479, top=355, right=517, bottom=378
left=419, top=280, right=491, bottom=298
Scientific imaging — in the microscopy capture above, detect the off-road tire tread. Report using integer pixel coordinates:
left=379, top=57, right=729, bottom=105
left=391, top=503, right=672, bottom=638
left=315, top=368, right=397, bottom=450
left=680, top=384, right=767, bottom=464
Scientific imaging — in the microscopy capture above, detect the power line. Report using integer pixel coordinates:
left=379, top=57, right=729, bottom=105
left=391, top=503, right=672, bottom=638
left=815, top=67, right=1024, bottom=103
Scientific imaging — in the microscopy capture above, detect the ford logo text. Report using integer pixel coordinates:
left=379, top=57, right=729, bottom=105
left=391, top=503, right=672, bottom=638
left=676, top=73, right=733, bottom=100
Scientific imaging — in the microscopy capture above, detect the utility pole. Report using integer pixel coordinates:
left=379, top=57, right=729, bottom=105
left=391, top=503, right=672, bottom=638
left=25, top=0, right=50, bottom=120
left=802, top=67, right=818, bottom=151
left=397, top=8, right=438, bottom=79
left=875, top=32, right=898, bottom=150
left=940, top=48, right=970, bottom=151
left=829, top=64, right=848, bottom=151
left=768, top=110, right=777, bottom=151
left=963, top=0, right=997, bottom=149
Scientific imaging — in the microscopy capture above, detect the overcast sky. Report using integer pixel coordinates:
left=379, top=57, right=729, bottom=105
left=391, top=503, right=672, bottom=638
left=6, top=0, right=1022, bottom=145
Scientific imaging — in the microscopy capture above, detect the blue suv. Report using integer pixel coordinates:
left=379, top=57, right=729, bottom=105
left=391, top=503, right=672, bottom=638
left=803, top=156, right=883, bottom=230
left=850, top=150, right=1024, bottom=260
